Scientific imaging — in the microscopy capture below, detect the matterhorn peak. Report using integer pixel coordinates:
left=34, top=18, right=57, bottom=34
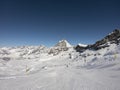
left=55, top=39, right=72, bottom=48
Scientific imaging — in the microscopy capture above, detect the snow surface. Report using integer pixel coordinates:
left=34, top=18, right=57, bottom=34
left=0, top=44, right=120, bottom=90
left=78, top=43, right=87, bottom=47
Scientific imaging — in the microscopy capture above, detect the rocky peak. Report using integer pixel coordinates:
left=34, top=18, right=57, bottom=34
left=91, top=29, right=120, bottom=50
left=49, top=40, right=72, bottom=55
left=75, top=29, right=120, bottom=52
left=55, top=40, right=72, bottom=48
left=106, top=29, right=120, bottom=42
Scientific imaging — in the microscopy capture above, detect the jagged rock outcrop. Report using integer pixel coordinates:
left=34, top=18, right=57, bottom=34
left=91, top=29, right=120, bottom=50
left=75, top=44, right=88, bottom=52
left=49, top=40, right=72, bottom=55
left=55, top=40, right=72, bottom=48
left=75, top=29, right=120, bottom=52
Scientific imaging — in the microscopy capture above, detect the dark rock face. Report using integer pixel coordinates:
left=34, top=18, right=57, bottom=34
left=91, top=29, right=120, bottom=50
left=75, top=29, right=120, bottom=52
left=75, top=45, right=87, bottom=52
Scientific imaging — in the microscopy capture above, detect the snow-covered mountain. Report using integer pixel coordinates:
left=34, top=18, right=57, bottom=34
left=90, top=29, right=120, bottom=50
left=75, top=29, right=120, bottom=52
left=0, top=29, right=120, bottom=90
left=48, top=40, right=72, bottom=55
left=0, top=45, right=50, bottom=60
left=55, top=39, right=72, bottom=48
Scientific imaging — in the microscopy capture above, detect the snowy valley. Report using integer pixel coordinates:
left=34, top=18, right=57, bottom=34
left=0, top=29, right=120, bottom=90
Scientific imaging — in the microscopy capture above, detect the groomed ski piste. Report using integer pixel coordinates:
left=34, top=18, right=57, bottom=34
left=0, top=39, right=120, bottom=90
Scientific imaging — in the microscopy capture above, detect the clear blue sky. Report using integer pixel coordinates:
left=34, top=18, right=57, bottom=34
left=0, top=0, right=120, bottom=47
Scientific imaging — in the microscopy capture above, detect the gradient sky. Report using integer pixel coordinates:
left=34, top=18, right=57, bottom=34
left=0, top=0, right=120, bottom=47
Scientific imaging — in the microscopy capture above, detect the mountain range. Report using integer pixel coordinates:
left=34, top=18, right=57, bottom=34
left=0, top=29, right=120, bottom=90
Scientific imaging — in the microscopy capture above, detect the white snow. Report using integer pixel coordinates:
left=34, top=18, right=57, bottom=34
left=62, top=40, right=72, bottom=47
left=0, top=43, right=120, bottom=90
left=78, top=43, right=87, bottom=47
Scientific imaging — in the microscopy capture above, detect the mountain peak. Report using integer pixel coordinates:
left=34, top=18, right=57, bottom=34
left=91, top=29, right=120, bottom=50
left=103, top=29, right=120, bottom=43
left=55, top=39, right=72, bottom=48
left=109, top=29, right=120, bottom=35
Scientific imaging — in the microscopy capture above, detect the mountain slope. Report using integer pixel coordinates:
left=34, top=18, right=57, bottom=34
left=0, top=29, right=120, bottom=90
left=75, top=29, right=120, bottom=52
left=91, top=29, right=120, bottom=50
left=0, top=43, right=120, bottom=90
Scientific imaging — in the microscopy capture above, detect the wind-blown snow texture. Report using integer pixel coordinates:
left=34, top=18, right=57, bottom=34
left=0, top=33, right=120, bottom=90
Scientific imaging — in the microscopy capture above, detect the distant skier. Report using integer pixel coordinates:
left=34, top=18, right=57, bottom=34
left=114, top=53, right=117, bottom=60
left=25, top=65, right=30, bottom=75
left=69, top=53, right=72, bottom=59
left=83, top=55, right=87, bottom=63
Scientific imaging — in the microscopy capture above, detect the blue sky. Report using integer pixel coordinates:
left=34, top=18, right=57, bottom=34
left=0, top=0, right=120, bottom=47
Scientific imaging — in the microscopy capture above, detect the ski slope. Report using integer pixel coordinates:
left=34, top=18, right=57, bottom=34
left=0, top=44, right=120, bottom=90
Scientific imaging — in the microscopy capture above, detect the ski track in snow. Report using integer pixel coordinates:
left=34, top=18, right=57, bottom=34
left=0, top=44, right=120, bottom=90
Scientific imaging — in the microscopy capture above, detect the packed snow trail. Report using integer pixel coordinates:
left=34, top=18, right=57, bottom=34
left=0, top=43, right=120, bottom=90
left=0, top=64, right=120, bottom=90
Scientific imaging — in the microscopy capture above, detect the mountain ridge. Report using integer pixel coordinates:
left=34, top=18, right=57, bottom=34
left=75, top=29, right=120, bottom=52
left=0, top=29, right=120, bottom=54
